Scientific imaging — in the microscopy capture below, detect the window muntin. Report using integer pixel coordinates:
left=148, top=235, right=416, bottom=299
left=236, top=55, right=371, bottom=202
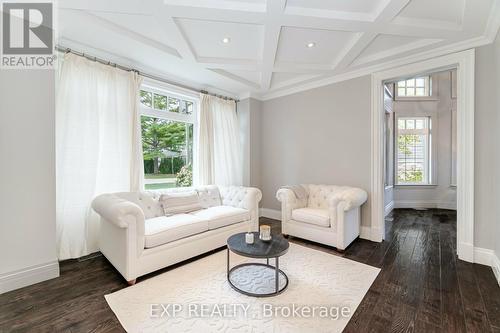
left=140, top=89, right=193, bottom=115
left=396, top=116, right=432, bottom=185
left=396, top=76, right=431, bottom=97
left=139, top=86, right=197, bottom=190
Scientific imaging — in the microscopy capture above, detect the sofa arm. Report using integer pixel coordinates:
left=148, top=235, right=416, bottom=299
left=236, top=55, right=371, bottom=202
left=91, top=194, right=146, bottom=228
left=219, top=186, right=262, bottom=211
left=327, top=187, right=368, bottom=211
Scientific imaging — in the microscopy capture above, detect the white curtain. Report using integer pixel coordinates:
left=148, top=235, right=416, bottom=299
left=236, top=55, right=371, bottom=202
left=195, top=94, right=242, bottom=186
left=56, top=53, right=143, bottom=260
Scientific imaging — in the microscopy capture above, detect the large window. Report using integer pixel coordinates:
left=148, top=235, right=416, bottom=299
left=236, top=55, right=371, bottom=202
left=396, top=116, right=432, bottom=185
left=396, top=76, right=431, bottom=98
left=139, top=85, right=197, bottom=190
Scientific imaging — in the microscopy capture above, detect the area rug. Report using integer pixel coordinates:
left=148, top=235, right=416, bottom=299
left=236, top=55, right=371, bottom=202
left=105, top=243, right=380, bottom=333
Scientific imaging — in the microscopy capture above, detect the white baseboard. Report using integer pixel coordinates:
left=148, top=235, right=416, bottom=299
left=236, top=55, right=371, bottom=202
left=359, top=226, right=372, bottom=240
left=394, top=200, right=457, bottom=210
left=0, top=261, right=59, bottom=294
left=259, top=208, right=281, bottom=220
left=474, top=247, right=494, bottom=266
left=492, top=252, right=500, bottom=287
left=473, top=247, right=500, bottom=286
left=384, top=201, right=394, bottom=216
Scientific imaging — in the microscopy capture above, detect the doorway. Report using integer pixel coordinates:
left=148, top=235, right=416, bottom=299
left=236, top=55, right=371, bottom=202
left=370, top=50, right=475, bottom=262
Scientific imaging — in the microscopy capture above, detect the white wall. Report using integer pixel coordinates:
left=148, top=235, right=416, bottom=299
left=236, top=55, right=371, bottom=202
left=0, top=70, right=59, bottom=293
left=392, top=71, right=457, bottom=209
left=259, top=76, right=372, bottom=227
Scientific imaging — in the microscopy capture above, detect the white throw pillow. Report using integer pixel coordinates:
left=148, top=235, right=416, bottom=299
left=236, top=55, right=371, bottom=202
left=159, top=192, right=203, bottom=216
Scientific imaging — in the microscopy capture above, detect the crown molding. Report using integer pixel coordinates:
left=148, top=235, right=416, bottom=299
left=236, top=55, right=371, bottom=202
left=256, top=35, right=491, bottom=101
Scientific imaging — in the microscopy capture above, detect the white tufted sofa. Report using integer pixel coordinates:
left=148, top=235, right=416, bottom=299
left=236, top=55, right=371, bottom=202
left=276, top=185, right=367, bottom=250
left=92, top=185, right=261, bottom=284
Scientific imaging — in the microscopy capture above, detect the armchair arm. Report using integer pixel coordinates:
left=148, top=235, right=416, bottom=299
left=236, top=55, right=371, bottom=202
left=91, top=194, right=145, bottom=228
left=327, top=187, right=368, bottom=212
left=276, top=188, right=308, bottom=223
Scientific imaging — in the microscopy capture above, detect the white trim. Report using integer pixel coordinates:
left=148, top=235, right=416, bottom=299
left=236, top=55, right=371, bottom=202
left=393, top=201, right=457, bottom=210
left=474, top=247, right=495, bottom=266
left=384, top=201, right=394, bottom=216
left=259, top=208, right=281, bottom=220
left=492, top=252, right=500, bottom=287
left=473, top=247, right=500, bottom=286
left=371, top=49, right=475, bottom=262
left=0, top=261, right=59, bottom=294
left=359, top=226, right=372, bottom=240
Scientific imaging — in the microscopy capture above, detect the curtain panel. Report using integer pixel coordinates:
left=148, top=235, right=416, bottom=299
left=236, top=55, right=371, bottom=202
left=195, top=94, right=242, bottom=186
left=56, top=53, right=142, bottom=260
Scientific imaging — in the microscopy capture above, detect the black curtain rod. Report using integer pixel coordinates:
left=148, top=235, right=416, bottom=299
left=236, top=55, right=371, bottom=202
left=54, top=45, right=239, bottom=102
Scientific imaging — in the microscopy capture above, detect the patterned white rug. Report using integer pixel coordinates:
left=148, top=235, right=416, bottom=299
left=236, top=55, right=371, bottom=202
left=105, top=243, right=380, bottom=333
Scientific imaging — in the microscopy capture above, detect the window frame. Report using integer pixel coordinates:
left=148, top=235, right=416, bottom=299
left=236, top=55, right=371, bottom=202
left=395, top=115, right=433, bottom=186
left=139, top=80, right=199, bottom=189
left=394, top=76, right=435, bottom=101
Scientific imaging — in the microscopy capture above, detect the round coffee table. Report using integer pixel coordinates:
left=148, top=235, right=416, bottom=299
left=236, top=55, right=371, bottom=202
left=226, top=232, right=289, bottom=297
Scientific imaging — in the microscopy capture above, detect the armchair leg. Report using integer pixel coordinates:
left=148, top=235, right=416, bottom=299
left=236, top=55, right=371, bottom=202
left=127, top=279, right=136, bottom=286
left=336, top=248, right=345, bottom=254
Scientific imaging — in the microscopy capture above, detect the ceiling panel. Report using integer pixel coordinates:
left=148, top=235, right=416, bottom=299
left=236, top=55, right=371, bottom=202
left=397, top=0, right=466, bottom=25
left=90, top=12, right=173, bottom=48
left=224, top=69, right=261, bottom=84
left=175, top=18, right=264, bottom=61
left=360, top=34, right=420, bottom=57
left=286, top=0, right=382, bottom=14
left=275, top=27, right=356, bottom=65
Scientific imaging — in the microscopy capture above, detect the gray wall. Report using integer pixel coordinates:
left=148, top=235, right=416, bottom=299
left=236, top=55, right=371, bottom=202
left=0, top=69, right=58, bottom=291
left=392, top=71, right=457, bottom=209
left=474, top=36, right=500, bottom=250
left=495, top=29, right=500, bottom=262
left=238, top=97, right=262, bottom=190
left=249, top=98, right=262, bottom=191
left=256, top=44, right=499, bottom=251
left=260, top=76, right=372, bottom=227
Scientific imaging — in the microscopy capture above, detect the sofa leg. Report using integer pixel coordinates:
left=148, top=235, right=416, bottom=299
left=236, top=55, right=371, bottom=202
left=127, top=279, right=136, bottom=286
left=336, top=248, right=345, bottom=254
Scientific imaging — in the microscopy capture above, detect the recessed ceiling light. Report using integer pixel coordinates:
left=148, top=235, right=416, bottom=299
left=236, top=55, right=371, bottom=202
left=306, top=42, right=316, bottom=48
left=222, top=37, right=231, bottom=44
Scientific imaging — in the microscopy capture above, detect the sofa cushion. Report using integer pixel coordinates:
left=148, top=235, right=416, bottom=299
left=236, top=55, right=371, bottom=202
left=196, top=186, right=222, bottom=208
left=291, top=208, right=330, bottom=227
left=144, top=214, right=208, bottom=248
left=190, top=205, right=250, bottom=230
left=159, top=192, right=203, bottom=216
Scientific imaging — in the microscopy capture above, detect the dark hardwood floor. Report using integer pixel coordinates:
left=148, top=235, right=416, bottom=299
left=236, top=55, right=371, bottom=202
left=1, top=209, right=499, bottom=332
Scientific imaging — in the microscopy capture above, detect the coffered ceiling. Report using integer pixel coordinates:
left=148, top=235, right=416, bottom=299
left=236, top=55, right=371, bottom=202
left=57, top=0, right=500, bottom=100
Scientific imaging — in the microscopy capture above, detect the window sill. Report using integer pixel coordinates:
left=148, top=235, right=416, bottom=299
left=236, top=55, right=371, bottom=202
left=384, top=185, right=394, bottom=190
left=394, top=97, right=439, bottom=102
left=395, top=184, right=438, bottom=189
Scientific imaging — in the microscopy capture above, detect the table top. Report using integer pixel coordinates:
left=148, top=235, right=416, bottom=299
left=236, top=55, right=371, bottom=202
left=227, top=232, right=289, bottom=259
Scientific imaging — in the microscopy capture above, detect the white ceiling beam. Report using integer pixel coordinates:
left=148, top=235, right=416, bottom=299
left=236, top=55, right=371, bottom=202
left=208, top=69, right=260, bottom=89
left=332, top=0, right=411, bottom=72
left=259, top=0, right=285, bottom=91
left=151, top=1, right=197, bottom=62
left=161, top=5, right=266, bottom=24
left=77, top=10, right=181, bottom=59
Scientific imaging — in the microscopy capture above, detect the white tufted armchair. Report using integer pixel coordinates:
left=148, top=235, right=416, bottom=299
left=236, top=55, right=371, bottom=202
left=92, top=185, right=261, bottom=284
left=276, top=184, right=368, bottom=250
